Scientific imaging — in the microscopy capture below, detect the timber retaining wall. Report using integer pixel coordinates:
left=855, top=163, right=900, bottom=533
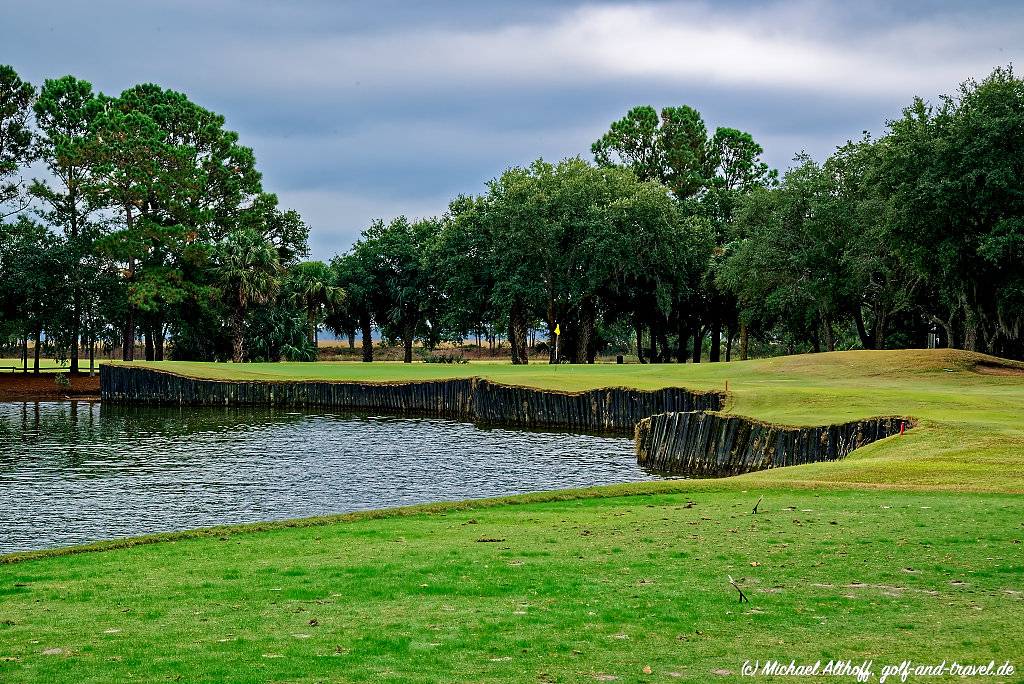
left=102, top=366, right=908, bottom=475
left=635, top=411, right=909, bottom=477
left=100, top=365, right=723, bottom=434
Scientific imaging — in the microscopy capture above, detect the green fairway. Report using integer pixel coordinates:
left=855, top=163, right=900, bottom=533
left=2, top=349, right=1023, bottom=682
left=126, top=349, right=1024, bottom=493
left=1, top=486, right=1021, bottom=683
left=0, top=358, right=75, bottom=370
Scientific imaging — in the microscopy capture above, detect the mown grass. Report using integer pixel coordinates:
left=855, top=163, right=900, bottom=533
left=1, top=488, right=1021, bottom=683
left=2, top=349, right=1022, bottom=682
left=127, top=349, right=1024, bottom=493
left=0, top=358, right=76, bottom=371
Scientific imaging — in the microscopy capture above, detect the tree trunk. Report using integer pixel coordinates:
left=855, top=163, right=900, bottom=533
left=232, top=308, right=245, bottom=363
left=576, top=297, right=595, bottom=364
left=33, top=326, right=41, bottom=374
left=547, top=298, right=557, bottom=364
left=822, top=315, right=835, bottom=352
left=740, top=322, right=749, bottom=361
left=964, top=326, right=979, bottom=352
left=725, top=328, right=733, bottom=362
left=122, top=219, right=137, bottom=362
left=403, top=321, right=414, bottom=363
left=963, top=306, right=981, bottom=352
left=308, top=313, right=318, bottom=349
left=144, top=328, right=155, bottom=361
left=510, top=302, right=529, bottom=365
left=69, top=184, right=80, bottom=375
left=70, top=299, right=79, bottom=375
left=155, top=324, right=165, bottom=361
left=709, top=320, right=721, bottom=362
left=516, top=311, right=529, bottom=365
left=676, top=317, right=689, bottom=363
left=509, top=315, right=521, bottom=364
left=853, top=307, right=874, bottom=349
left=21, top=334, right=27, bottom=374
left=347, top=329, right=356, bottom=349
left=658, top=329, right=671, bottom=363
left=89, top=334, right=96, bottom=377
left=635, top=318, right=646, bottom=364
left=945, top=312, right=958, bottom=350
left=360, top=313, right=373, bottom=362
left=122, top=310, right=135, bottom=362
left=874, top=311, right=887, bottom=350
left=649, top=319, right=658, bottom=364
left=692, top=321, right=702, bottom=363
left=934, top=319, right=948, bottom=348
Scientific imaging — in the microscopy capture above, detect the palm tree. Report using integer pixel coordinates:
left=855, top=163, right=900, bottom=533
left=285, top=261, right=345, bottom=348
left=214, top=229, right=281, bottom=363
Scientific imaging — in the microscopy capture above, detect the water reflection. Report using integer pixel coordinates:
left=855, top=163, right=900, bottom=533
left=0, top=401, right=660, bottom=553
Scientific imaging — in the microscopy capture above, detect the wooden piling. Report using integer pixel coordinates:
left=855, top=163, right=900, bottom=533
left=100, top=365, right=725, bottom=436
left=635, top=411, right=911, bottom=477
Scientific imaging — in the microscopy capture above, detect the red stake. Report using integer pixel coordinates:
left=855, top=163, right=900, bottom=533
left=900, top=421, right=905, bottom=436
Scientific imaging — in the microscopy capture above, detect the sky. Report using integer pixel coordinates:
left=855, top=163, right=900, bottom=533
left=4, top=0, right=1021, bottom=258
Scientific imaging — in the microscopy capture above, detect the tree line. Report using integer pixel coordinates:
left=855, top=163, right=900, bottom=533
left=724, top=66, right=1024, bottom=358
left=328, top=66, right=1024, bottom=363
left=0, top=67, right=331, bottom=371
left=2, top=65, right=1021, bottom=368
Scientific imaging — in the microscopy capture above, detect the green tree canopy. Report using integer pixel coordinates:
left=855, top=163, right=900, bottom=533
left=213, top=228, right=281, bottom=362
left=0, top=65, right=34, bottom=218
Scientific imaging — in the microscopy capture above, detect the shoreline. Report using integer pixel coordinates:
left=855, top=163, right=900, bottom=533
left=0, top=372, right=101, bottom=402
left=4, top=478, right=1011, bottom=565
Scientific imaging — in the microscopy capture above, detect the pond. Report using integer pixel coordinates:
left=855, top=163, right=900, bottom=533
left=0, top=401, right=663, bottom=554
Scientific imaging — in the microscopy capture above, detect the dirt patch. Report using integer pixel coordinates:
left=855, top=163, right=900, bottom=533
left=0, top=373, right=100, bottom=401
left=975, top=362, right=1024, bottom=377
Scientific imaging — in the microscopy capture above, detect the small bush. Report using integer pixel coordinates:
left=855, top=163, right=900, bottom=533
left=54, top=372, right=71, bottom=389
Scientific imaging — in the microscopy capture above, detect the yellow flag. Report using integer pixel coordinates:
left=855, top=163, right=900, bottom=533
left=554, top=323, right=561, bottom=336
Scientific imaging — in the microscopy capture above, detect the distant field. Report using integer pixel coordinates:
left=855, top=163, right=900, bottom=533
left=0, top=358, right=76, bottom=371
left=123, top=349, right=1024, bottom=493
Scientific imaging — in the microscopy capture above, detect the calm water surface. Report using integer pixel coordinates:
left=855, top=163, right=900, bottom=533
left=0, top=401, right=661, bottom=553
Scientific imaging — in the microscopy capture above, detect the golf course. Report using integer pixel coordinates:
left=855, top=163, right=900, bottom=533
left=1, top=349, right=1022, bottom=682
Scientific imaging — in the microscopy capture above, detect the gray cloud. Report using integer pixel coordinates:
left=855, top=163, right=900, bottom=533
left=4, top=1, right=1022, bottom=258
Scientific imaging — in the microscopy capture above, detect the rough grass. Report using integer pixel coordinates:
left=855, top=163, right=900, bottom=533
left=2, top=350, right=1022, bottom=682
left=125, top=349, right=1024, bottom=493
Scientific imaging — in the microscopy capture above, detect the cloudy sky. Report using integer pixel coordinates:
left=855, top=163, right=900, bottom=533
left=5, top=1, right=1021, bottom=257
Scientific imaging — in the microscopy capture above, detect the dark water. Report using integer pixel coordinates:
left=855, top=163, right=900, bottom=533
left=0, top=401, right=660, bottom=554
